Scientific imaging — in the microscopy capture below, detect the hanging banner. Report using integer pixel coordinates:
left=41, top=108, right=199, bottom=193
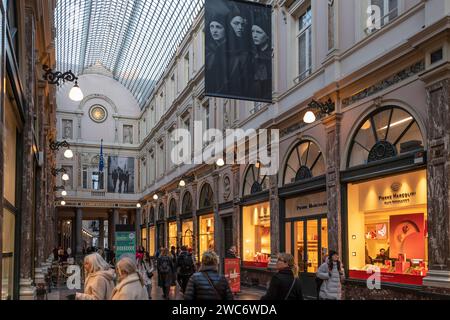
left=224, top=258, right=241, bottom=293
left=115, top=225, right=136, bottom=261
left=205, top=0, right=272, bottom=103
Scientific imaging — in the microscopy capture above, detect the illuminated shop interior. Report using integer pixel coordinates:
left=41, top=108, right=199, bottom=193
left=148, top=226, right=155, bottom=256
left=199, top=215, right=214, bottom=257
left=242, top=202, right=271, bottom=267
left=182, top=220, right=194, bottom=250
left=168, top=222, right=178, bottom=249
left=141, top=227, right=148, bottom=252
left=347, top=170, right=428, bottom=285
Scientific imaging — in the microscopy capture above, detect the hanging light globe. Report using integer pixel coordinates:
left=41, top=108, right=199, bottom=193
left=69, top=82, right=84, bottom=102
left=64, top=149, right=74, bottom=159
left=62, top=173, right=70, bottom=181
left=303, top=111, right=316, bottom=124
left=216, top=158, right=225, bottom=167
left=61, top=190, right=67, bottom=196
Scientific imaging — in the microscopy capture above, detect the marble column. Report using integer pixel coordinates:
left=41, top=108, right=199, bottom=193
left=98, top=219, right=105, bottom=249
left=213, top=172, right=223, bottom=272
left=323, top=113, right=343, bottom=256
left=268, top=174, right=280, bottom=269
left=421, top=68, right=450, bottom=289
left=135, top=208, right=142, bottom=247
left=192, top=182, right=198, bottom=263
left=112, top=209, right=120, bottom=248
left=75, top=208, right=83, bottom=257
left=231, top=165, right=241, bottom=258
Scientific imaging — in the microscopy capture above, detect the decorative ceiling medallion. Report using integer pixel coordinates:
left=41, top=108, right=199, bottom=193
left=89, top=105, right=108, bottom=123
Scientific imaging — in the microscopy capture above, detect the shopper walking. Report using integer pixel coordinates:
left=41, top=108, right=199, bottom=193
left=75, top=253, right=115, bottom=300
left=137, top=252, right=154, bottom=299
left=316, top=250, right=345, bottom=300
left=176, top=245, right=196, bottom=293
left=170, top=246, right=178, bottom=287
left=111, top=257, right=149, bottom=300
left=261, top=253, right=303, bottom=300
left=184, top=251, right=233, bottom=300
left=157, top=248, right=174, bottom=299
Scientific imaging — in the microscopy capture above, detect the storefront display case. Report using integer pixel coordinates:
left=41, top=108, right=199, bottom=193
left=242, top=203, right=271, bottom=268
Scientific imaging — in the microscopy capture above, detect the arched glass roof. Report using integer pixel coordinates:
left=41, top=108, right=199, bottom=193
left=55, top=0, right=205, bottom=108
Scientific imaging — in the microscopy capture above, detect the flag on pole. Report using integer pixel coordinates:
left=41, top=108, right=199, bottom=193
left=99, top=139, right=104, bottom=173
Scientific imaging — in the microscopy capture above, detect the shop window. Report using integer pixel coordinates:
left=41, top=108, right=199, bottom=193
left=199, top=215, right=214, bottom=256
left=283, top=140, right=325, bottom=185
left=169, top=199, right=177, bottom=218
left=1, top=209, right=15, bottom=300
left=168, top=222, right=177, bottom=249
left=199, top=183, right=213, bottom=209
left=348, top=107, right=423, bottom=168
left=242, top=203, right=271, bottom=268
left=182, top=192, right=193, bottom=215
left=149, top=226, right=156, bottom=256
left=141, top=228, right=148, bottom=252
left=182, top=220, right=194, bottom=250
left=347, top=170, right=428, bottom=285
left=243, top=164, right=269, bottom=197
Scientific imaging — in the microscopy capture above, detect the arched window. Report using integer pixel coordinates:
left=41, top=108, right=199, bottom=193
left=283, top=140, right=325, bottom=185
left=199, top=183, right=213, bottom=209
left=169, top=198, right=177, bottom=218
left=149, top=207, right=155, bottom=224
left=158, top=203, right=165, bottom=221
left=182, top=192, right=193, bottom=215
left=243, top=164, right=269, bottom=196
left=348, top=106, right=424, bottom=168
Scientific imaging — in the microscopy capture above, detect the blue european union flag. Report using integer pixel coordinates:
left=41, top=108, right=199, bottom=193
left=99, top=139, right=104, bottom=173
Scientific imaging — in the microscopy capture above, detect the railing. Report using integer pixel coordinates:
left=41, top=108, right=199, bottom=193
left=91, top=191, right=106, bottom=197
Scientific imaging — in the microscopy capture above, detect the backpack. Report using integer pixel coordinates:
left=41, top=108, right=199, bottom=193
left=159, top=257, right=171, bottom=274
left=179, top=254, right=195, bottom=275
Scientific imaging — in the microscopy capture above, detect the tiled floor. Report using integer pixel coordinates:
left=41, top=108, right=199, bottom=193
left=46, top=273, right=266, bottom=300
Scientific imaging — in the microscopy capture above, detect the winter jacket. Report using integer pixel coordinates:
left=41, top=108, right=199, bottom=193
left=158, top=255, right=175, bottom=288
left=76, top=269, right=115, bottom=300
left=177, top=251, right=196, bottom=276
left=261, top=268, right=303, bottom=300
left=316, top=261, right=345, bottom=300
left=184, top=266, right=233, bottom=300
left=111, top=273, right=149, bottom=300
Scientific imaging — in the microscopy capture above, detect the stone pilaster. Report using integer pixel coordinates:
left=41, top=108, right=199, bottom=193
left=19, top=6, right=37, bottom=300
left=323, top=113, right=343, bottom=256
left=112, top=209, right=120, bottom=248
left=268, top=174, right=280, bottom=269
left=421, top=66, right=450, bottom=288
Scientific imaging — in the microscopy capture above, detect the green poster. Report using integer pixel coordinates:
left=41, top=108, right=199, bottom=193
left=115, top=228, right=136, bottom=261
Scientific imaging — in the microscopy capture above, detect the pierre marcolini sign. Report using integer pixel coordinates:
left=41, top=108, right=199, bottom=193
left=297, top=202, right=327, bottom=211
left=379, top=191, right=416, bottom=205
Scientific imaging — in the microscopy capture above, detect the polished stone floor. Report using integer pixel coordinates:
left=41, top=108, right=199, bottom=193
left=46, top=272, right=265, bottom=301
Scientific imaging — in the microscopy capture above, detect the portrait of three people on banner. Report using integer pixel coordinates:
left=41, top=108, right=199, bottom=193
left=205, top=0, right=272, bottom=103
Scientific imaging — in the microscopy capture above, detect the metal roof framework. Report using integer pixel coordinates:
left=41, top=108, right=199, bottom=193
left=55, top=0, right=204, bottom=107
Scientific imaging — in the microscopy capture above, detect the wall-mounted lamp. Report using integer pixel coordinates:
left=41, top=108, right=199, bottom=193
left=153, top=192, right=163, bottom=201
left=352, top=235, right=357, bottom=240
left=216, top=158, right=225, bottom=167
left=303, top=98, right=335, bottom=124
left=136, top=203, right=142, bottom=208
left=61, top=191, right=68, bottom=197
left=352, top=252, right=357, bottom=257
left=49, top=140, right=73, bottom=159
left=179, top=174, right=195, bottom=187
left=43, top=65, right=84, bottom=102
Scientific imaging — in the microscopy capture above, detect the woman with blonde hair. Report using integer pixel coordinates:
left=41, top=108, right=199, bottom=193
left=261, top=253, right=303, bottom=300
left=75, top=253, right=115, bottom=300
left=111, top=257, right=149, bottom=300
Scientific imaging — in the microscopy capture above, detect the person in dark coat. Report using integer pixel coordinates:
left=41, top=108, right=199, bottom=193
left=261, top=253, right=303, bottom=300
left=157, top=248, right=174, bottom=299
left=170, top=246, right=178, bottom=286
left=184, top=250, right=233, bottom=300
left=177, top=245, right=196, bottom=293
